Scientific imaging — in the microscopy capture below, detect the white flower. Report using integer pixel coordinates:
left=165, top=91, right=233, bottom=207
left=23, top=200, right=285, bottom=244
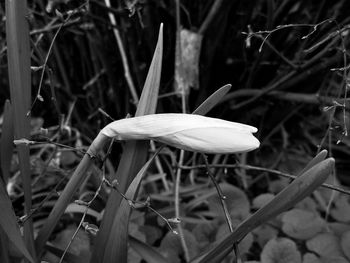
left=101, top=114, right=260, bottom=154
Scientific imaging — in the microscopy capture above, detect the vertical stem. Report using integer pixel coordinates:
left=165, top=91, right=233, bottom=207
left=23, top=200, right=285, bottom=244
left=174, top=1, right=190, bottom=259
left=198, top=0, right=224, bottom=35
left=174, top=149, right=190, bottom=262
left=104, top=0, right=139, bottom=105
left=174, top=0, right=187, bottom=112
left=150, top=141, right=169, bottom=191
left=5, top=0, right=35, bottom=259
left=201, top=154, right=233, bottom=232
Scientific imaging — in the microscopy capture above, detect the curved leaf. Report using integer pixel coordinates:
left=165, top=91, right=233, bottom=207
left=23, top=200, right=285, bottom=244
left=208, top=183, right=250, bottom=219
left=306, top=233, right=343, bottom=258
left=303, top=253, right=321, bottom=263
left=129, top=235, right=167, bottom=263
left=281, top=209, right=325, bottom=240
left=261, top=238, right=301, bottom=263
left=160, top=229, right=199, bottom=263
left=331, top=195, right=350, bottom=223
left=298, top=150, right=328, bottom=176
left=192, top=84, right=231, bottom=115
left=252, top=193, right=275, bottom=209
left=340, top=231, right=350, bottom=260
left=252, top=224, right=278, bottom=248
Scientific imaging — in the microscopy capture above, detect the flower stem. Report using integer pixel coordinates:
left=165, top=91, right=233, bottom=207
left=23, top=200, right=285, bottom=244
left=175, top=149, right=190, bottom=261
left=201, top=154, right=233, bottom=232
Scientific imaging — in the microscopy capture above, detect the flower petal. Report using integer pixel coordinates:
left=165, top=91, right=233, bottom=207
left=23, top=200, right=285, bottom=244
left=101, top=114, right=259, bottom=153
left=155, top=127, right=259, bottom=153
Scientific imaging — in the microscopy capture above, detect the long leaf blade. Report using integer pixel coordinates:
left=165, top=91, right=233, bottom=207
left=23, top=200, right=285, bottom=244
left=35, top=134, right=109, bottom=255
left=103, top=150, right=159, bottom=262
left=136, top=23, right=163, bottom=116
left=91, top=24, right=163, bottom=263
left=194, top=157, right=334, bottom=263
left=192, top=84, right=231, bottom=115
left=129, top=235, right=168, bottom=263
left=5, top=0, right=34, bottom=257
left=0, top=180, right=34, bottom=262
left=298, top=149, right=328, bottom=176
left=0, top=100, right=14, bottom=183
left=0, top=228, right=10, bottom=263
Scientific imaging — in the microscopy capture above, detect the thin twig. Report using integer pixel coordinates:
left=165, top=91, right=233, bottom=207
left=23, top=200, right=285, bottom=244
left=59, top=163, right=106, bottom=263
left=28, top=10, right=77, bottom=116
left=201, top=154, right=233, bottom=232
left=150, top=141, right=170, bottom=191
left=14, top=138, right=88, bottom=156
left=254, top=35, right=297, bottom=69
left=104, top=178, right=176, bottom=232
left=243, top=19, right=332, bottom=53
left=59, top=138, right=115, bottom=262
left=18, top=173, right=69, bottom=225
left=30, top=18, right=81, bottom=35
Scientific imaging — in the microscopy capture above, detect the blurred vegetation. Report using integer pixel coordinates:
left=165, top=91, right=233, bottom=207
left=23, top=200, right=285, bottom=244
left=1, top=0, right=350, bottom=164
left=2, top=0, right=350, bottom=262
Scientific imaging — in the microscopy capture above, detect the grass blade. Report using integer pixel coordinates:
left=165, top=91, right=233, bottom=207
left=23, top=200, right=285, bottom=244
left=136, top=23, right=163, bottom=115
left=37, top=25, right=164, bottom=259
left=91, top=24, right=163, bottom=263
left=129, top=235, right=168, bottom=263
left=0, top=180, right=34, bottom=263
left=193, top=158, right=334, bottom=263
left=192, top=84, right=231, bottom=115
left=35, top=134, right=109, bottom=255
left=0, top=228, right=10, bottom=263
left=0, top=100, right=14, bottom=183
left=298, top=149, right=328, bottom=176
left=5, top=0, right=35, bottom=258
left=103, top=150, right=160, bottom=262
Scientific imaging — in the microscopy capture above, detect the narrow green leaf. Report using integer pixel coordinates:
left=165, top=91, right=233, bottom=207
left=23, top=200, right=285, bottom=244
left=0, top=180, right=34, bottom=263
left=90, top=24, right=163, bottom=263
left=5, top=2, right=31, bottom=109
left=129, top=235, right=168, bottom=263
left=103, top=150, right=160, bottom=262
left=6, top=0, right=35, bottom=257
left=194, top=158, right=334, bottom=263
left=0, top=100, right=14, bottom=183
left=297, top=149, right=327, bottom=176
left=35, top=134, right=109, bottom=255
left=36, top=24, right=164, bottom=258
left=136, top=23, right=163, bottom=116
left=0, top=228, right=10, bottom=263
left=192, top=84, right=231, bottom=115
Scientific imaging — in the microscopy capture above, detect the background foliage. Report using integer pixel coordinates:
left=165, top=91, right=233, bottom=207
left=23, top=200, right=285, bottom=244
left=1, top=0, right=350, bottom=262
